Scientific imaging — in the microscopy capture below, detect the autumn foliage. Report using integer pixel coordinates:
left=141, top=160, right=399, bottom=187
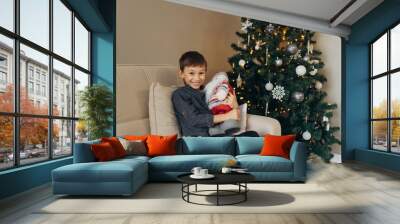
left=372, top=99, right=400, bottom=142
left=0, top=85, right=59, bottom=150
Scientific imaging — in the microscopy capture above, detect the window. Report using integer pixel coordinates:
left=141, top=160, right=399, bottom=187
left=75, top=18, right=89, bottom=70
left=0, top=0, right=91, bottom=170
left=28, top=81, right=34, bottom=94
left=370, top=23, right=400, bottom=154
left=0, top=0, right=14, bottom=32
left=0, top=71, right=6, bottom=85
left=42, top=85, right=46, bottom=97
left=35, top=83, right=40, bottom=95
left=28, top=67, right=34, bottom=80
left=20, top=0, right=49, bottom=49
left=0, top=55, right=7, bottom=67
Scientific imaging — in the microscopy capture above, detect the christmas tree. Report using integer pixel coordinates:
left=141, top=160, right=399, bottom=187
left=228, top=18, right=340, bottom=161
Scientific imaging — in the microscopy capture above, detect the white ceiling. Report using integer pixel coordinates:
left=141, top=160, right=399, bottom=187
left=165, top=0, right=384, bottom=37
left=227, top=0, right=352, bottom=23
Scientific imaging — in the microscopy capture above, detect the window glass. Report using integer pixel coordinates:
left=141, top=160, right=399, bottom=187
left=372, top=76, right=387, bottom=119
left=0, top=35, right=14, bottom=112
left=53, top=0, right=72, bottom=60
left=372, top=33, right=387, bottom=76
left=391, top=72, right=400, bottom=118
left=53, top=59, right=72, bottom=117
left=20, top=117, right=49, bottom=165
left=53, top=119, right=72, bottom=157
left=0, top=116, right=13, bottom=170
left=0, top=0, right=14, bottom=31
left=391, top=24, right=400, bottom=70
left=20, top=44, right=49, bottom=115
left=391, top=120, right=400, bottom=153
left=372, top=121, right=388, bottom=151
left=74, top=69, right=89, bottom=118
left=74, top=18, right=89, bottom=70
left=75, top=120, right=88, bottom=143
left=20, top=0, right=49, bottom=49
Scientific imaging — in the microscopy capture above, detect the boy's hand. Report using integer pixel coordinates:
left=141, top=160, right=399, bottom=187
left=227, top=108, right=240, bottom=120
left=226, top=92, right=239, bottom=109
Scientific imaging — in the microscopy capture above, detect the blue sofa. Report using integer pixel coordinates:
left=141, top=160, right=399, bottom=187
left=52, top=137, right=307, bottom=196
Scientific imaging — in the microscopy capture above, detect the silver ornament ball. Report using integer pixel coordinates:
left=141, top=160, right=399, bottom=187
left=287, top=44, right=298, bottom=54
left=303, top=55, right=310, bottom=62
left=292, top=91, right=305, bottom=102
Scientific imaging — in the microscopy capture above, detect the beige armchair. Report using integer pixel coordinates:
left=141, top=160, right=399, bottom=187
left=116, top=65, right=281, bottom=136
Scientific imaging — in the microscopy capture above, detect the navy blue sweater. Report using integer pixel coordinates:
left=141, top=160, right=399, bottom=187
left=171, top=86, right=213, bottom=136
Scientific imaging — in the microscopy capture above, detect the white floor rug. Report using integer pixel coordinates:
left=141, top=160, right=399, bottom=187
left=38, top=183, right=362, bottom=214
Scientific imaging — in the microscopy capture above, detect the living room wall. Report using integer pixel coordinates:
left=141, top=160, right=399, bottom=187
left=116, top=0, right=342, bottom=157
left=116, top=0, right=240, bottom=80
left=344, top=0, right=400, bottom=171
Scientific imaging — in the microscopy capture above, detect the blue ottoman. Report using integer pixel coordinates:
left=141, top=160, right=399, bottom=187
left=52, top=156, right=148, bottom=196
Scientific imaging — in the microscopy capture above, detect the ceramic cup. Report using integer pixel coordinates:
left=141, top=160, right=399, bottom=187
left=200, top=169, right=208, bottom=176
left=221, top=167, right=232, bottom=174
left=191, top=167, right=202, bottom=176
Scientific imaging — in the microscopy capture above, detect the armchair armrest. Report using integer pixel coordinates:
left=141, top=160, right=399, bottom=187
left=73, top=140, right=100, bottom=163
left=289, top=141, right=307, bottom=182
left=246, top=114, right=281, bottom=136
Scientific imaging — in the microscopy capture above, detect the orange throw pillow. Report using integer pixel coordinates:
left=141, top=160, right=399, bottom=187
left=91, top=142, right=117, bottom=161
left=146, top=134, right=177, bottom=157
left=124, top=135, right=148, bottom=141
left=259, top=134, right=296, bottom=159
left=101, top=137, right=127, bottom=158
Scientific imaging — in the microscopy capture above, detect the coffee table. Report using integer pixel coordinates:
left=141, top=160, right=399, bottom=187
left=177, top=172, right=255, bottom=206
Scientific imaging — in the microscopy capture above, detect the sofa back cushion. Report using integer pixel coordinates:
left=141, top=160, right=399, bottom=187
left=235, top=137, right=264, bottom=155
left=178, top=137, right=235, bottom=155
left=73, top=140, right=100, bottom=163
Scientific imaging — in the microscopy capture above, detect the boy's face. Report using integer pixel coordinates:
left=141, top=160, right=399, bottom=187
left=179, top=65, right=206, bottom=90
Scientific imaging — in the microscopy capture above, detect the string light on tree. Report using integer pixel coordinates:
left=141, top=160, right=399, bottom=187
left=275, top=58, right=283, bottom=67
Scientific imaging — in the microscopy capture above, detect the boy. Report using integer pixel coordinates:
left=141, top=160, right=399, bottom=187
left=171, top=51, right=258, bottom=137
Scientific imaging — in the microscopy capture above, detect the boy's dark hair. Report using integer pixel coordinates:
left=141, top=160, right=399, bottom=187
left=179, top=51, right=207, bottom=71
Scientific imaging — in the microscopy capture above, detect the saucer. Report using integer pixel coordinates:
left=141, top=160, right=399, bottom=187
left=190, top=174, right=215, bottom=179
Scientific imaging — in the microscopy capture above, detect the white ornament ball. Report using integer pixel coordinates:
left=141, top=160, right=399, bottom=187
left=239, top=59, right=246, bottom=68
left=309, top=68, right=318, bottom=76
left=303, top=55, right=310, bottom=62
left=315, top=81, right=323, bottom=90
left=302, top=131, right=312, bottom=140
left=275, top=58, right=283, bottom=67
left=295, top=65, right=307, bottom=76
left=265, top=82, right=274, bottom=91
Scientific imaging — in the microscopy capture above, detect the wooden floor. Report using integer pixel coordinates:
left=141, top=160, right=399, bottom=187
left=1, top=159, right=400, bottom=224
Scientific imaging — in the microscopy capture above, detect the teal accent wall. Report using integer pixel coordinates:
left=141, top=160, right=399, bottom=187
left=0, top=0, right=116, bottom=200
left=344, top=0, right=400, bottom=171
left=0, top=158, right=72, bottom=199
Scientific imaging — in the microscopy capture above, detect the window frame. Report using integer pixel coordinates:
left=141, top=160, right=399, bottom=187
left=370, top=20, right=400, bottom=154
left=0, top=0, right=92, bottom=171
